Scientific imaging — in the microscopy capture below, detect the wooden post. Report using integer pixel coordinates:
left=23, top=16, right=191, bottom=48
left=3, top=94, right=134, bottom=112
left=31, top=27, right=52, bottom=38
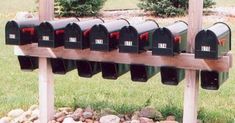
left=38, top=0, right=54, bottom=123
left=183, top=0, right=203, bottom=123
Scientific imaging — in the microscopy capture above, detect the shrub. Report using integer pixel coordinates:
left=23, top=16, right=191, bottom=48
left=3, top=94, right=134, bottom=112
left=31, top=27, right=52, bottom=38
left=138, top=0, right=216, bottom=17
left=55, top=0, right=106, bottom=17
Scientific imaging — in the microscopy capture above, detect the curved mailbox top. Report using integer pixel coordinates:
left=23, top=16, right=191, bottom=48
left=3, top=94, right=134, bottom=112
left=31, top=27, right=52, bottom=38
left=195, top=22, right=231, bottom=59
left=152, top=21, right=188, bottom=56
left=40, top=18, right=79, bottom=30
left=5, top=18, right=40, bottom=45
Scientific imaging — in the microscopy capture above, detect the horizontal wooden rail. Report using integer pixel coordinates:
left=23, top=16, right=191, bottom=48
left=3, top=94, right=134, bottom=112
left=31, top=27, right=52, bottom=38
left=14, top=43, right=233, bottom=72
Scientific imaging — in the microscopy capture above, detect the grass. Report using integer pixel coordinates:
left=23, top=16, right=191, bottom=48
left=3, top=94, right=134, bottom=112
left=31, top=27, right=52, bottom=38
left=103, top=0, right=139, bottom=10
left=0, top=0, right=235, bottom=123
left=214, top=0, right=235, bottom=7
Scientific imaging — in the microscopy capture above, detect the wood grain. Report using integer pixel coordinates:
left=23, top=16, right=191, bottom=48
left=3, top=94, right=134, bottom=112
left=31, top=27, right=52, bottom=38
left=14, top=44, right=232, bottom=72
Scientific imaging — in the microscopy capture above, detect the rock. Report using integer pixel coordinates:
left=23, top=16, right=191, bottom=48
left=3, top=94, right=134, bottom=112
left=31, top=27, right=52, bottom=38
left=56, top=115, right=66, bottom=122
left=159, top=121, right=178, bottom=123
left=7, top=109, right=24, bottom=118
left=99, top=115, right=120, bottom=123
left=29, top=105, right=38, bottom=112
left=85, top=119, right=93, bottom=123
left=54, top=112, right=66, bottom=119
left=33, top=119, right=40, bottom=123
left=32, top=109, right=39, bottom=117
left=139, top=117, right=154, bottom=123
left=131, top=120, right=140, bottom=123
left=197, top=119, right=203, bottom=123
left=0, top=117, right=11, bottom=123
left=100, top=108, right=118, bottom=116
left=131, top=111, right=140, bottom=120
left=82, top=111, right=93, bottom=119
left=62, top=117, right=76, bottom=123
left=166, top=115, right=175, bottom=121
left=59, top=107, right=73, bottom=114
left=139, top=107, right=162, bottom=120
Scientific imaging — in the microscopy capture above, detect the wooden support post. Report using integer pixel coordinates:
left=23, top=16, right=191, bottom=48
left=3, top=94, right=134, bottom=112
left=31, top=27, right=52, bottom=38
left=183, top=0, right=203, bottom=123
left=38, top=0, right=54, bottom=123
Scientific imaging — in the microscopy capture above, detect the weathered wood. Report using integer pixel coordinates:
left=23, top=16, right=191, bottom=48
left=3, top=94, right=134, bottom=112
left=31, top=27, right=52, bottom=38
left=14, top=44, right=232, bottom=72
left=39, top=58, right=54, bottom=123
left=38, top=0, right=54, bottom=123
left=183, top=0, right=203, bottom=122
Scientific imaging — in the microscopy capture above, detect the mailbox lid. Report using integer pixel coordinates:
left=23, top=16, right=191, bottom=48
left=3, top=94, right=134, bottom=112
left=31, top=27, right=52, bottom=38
left=50, top=58, right=76, bottom=74
left=5, top=19, right=40, bottom=45
left=101, top=62, right=129, bottom=80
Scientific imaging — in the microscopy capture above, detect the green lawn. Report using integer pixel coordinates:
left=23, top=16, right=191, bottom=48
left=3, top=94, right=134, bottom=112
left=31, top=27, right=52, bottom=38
left=214, top=0, right=235, bottom=7
left=0, top=0, right=235, bottom=123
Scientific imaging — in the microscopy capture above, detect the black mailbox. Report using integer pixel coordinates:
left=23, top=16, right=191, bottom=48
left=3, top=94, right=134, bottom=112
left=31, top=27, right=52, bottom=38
left=38, top=18, right=79, bottom=48
left=152, top=21, right=187, bottom=55
left=101, top=62, right=129, bottom=80
left=160, top=67, right=185, bottom=85
left=152, top=21, right=188, bottom=85
left=76, top=61, right=101, bottom=78
left=50, top=58, right=76, bottom=74
left=201, top=71, right=229, bottom=90
left=130, top=64, right=159, bottom=82
left=195, top=22, right=231, bottom=90
left=64, top=19, right=104, bottom=49
left=18, top=56, right=38, bottom=71
left=119, top=20, right=159, bottom=53
left=5, top=18, right=40, bottom=45
left=90, top=19, right=130, bottom=51
left=195, top=22, right=231, bottom=59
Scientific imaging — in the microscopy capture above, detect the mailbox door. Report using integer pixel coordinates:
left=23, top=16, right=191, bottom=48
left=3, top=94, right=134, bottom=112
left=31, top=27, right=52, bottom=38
left=18, top=56, right=38, bottom=71
left=64, top=23, right=82, bottom=49
left=201, top=71, right=228, bottom=90
left=119, top=26, right=139, bottom=53
left=195, top=30, right=218, bottom=59
left=38, top=23, right=55, bottom=47
left=152, top=28, right=174, bottom=56
left=5, top=21, right=21, bottom=45
left=50, top=58, right=75, bottom=74
left=160, top=67, right=185, bottom=85
left=130, top=64, right=159, bottom=82
left=90, top=25, right=109, bottom=51
left=76, top=60, right=101, bottom=78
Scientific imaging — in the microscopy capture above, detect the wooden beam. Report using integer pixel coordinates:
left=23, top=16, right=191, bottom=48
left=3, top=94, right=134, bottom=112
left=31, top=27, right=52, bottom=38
left=38, top=0, right=54, bottom=123
left=14, top=44, right=232, bottom=72
left=183, top=0, right=203, bottom=122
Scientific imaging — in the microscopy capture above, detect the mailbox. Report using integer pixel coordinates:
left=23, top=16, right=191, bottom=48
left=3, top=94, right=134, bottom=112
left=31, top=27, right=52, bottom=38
left=130, top=64, right=159, bottom=82
left=90, top=19, right=130, bottom=51
left=201, top=71, right=229, bottom=90
left=50, top=58, right=76, bottom=74
left=160, top=67, right=185, bottom=85
left=195, top=22, right=231, bottom=90
left=195, top=22, right=231, bottom=59
left=152, top=21, right=187, bottom=55
left=76, top=61, right=101, bottom=78
left=5, top=18, right=40, bottom=45
left=18, top=56, right=38, bottom=71
left=119, top=20, right=159, bottom=53
left=64, top=19, right=104, bottom=49
left=101, top=62, right=129, bottom=80
left=38, top=18, right=79, bottom=48
left=152, top=21, right=188, bottom=85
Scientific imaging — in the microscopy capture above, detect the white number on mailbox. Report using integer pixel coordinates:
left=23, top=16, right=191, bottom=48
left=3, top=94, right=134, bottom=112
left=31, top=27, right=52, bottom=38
left=9, top=34, right=16, bottom=39
left=69, top=37, right=77, bottom=42
left=124, top=41, right=133, bottom=46
left=158, top=43, right=167, bottom=49
left=201, top=46, right=210, bottom=52
left=95, top=39, right=103, bottom=44
left=42, top=36, right=50, bottom=41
